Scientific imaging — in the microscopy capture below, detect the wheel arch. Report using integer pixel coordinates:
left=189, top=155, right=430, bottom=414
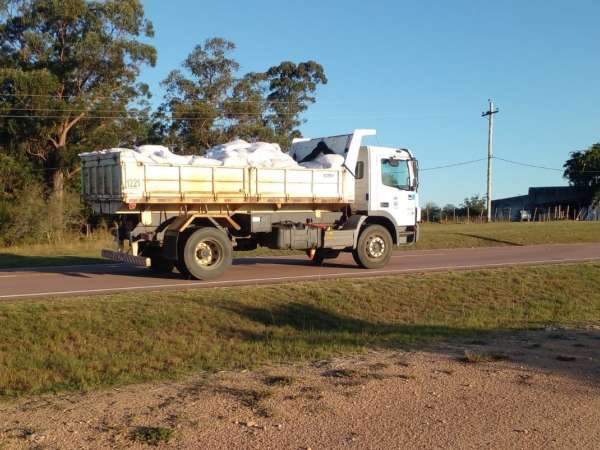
left=364, top=215, right=398, bottom=245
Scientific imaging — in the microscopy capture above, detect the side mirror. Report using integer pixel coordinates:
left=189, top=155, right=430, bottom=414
left=411, top=159, right=419, bottom=190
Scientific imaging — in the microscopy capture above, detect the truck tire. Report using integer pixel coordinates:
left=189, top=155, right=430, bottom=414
left=311, top=248, right=340, bottom=266
left=182, top=227, right=233, bottom=280
left=352, top=224, right=393, bottom=269
left=175, top=260, right=190, bottom=277
left=176, top=230, right=192, bottom=277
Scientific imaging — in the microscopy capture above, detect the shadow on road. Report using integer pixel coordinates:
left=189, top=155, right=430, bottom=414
left=0, top=253, right=106, bottom=270
left=233, top=256, right=355, bottom=270
left=453, top=233, right=524, bottom=247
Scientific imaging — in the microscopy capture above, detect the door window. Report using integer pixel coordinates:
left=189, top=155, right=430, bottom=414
left=355, top=161, right=364, bottom=179
left=381, top=159, right=410, bottom=190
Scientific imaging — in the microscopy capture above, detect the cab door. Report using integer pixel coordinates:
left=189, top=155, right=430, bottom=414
left=368, top=149, right=417, bottom=227
left=353, top=147, right=369, bottom=212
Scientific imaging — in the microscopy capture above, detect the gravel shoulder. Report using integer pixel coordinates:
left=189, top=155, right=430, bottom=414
left=1, top=327, right=599, bottom=449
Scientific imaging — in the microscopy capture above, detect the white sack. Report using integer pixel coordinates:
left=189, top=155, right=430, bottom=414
left=205, top=140, right=297, bottom=168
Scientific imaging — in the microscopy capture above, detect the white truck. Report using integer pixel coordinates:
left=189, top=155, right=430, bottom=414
left=80, top=129, right=420, bottom=279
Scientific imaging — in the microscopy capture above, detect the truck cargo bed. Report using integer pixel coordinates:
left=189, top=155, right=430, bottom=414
left=81, top=151, right=351, bottom=214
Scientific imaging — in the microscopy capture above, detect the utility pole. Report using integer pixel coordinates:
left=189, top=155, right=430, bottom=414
left=482, top=99, right=499, bottom=222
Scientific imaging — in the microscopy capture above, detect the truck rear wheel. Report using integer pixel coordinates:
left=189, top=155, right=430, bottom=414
left=352, top=224, right=393, bottom=269
left=182, top=227, right=233, bottom=280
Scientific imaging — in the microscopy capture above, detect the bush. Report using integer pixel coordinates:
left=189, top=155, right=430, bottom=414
left=0, top=182, right=85, bottom=246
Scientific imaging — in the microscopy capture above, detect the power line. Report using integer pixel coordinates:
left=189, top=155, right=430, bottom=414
left=494, top=156, right=600, bottom=174
left=493, top=156, right=562, bottom=171
left=4, top=107, right=151, bottom=114
left=0, top=92, right=339, bottom=104
left=0, top=111, right=454, bottom=120
left=420, top=158, right=487, bottom=171
left=0, top=92, right=139, bottom=100
left=0, top=113, right=311, bottom=119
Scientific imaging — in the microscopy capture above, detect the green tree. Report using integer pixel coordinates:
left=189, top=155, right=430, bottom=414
left=0, top=153, right=35, bottom=202
left=0, top=0, right=156, bottom=195
left=423, top=201, right=441, bottom=222
left=160, top=38, right=239, bottom=152
left=223, top=72, right=277, bottom=143
left=442, top=203, right=457, bottom=219
left=264, top=61, right=327, bottom=145
left=461, top=195, right=486, bottom=217
left=563, top=143, right=600, bottom=202
left=158, top=39, right=327, bottom=151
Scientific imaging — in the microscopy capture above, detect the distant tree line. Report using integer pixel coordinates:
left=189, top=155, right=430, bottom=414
left=0, top=0, right=326, bottom=245
left=422, top=195, right=486, bottom=223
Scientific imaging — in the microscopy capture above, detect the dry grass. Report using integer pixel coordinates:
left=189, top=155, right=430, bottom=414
left=0, top=233, right=110, bottom=268
left=460, top=350, right=510, bottom=364
left=130, top=426, right=174, bottom=445
left=0, top=262, right=598, bottom=398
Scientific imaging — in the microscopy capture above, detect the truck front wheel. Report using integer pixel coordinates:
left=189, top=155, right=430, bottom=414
left=352, top=224, right=393, bottom=269
left=182, top=227, right=233, bottom=280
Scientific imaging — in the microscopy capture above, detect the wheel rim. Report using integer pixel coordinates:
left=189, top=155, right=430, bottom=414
left=366, top=235, right=386, bottom=258
left=194, top=239, right=222, bottom=268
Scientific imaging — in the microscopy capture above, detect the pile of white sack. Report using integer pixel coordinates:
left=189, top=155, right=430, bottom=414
left=204, top=139, right=298, bottom=169
left=83, top=139, right=345, bottom=170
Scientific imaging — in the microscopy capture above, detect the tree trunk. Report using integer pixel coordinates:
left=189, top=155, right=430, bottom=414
left=52, top=169, right=65, bottom=197
left=52, top=169, right=65, bottom=239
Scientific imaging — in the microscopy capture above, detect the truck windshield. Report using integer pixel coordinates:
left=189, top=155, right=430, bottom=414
left=381, top=159, right=410, bottom=190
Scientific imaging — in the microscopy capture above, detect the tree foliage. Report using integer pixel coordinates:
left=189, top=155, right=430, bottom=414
left=158, top=38, right=327, bottom=152
left=0, top=0, right=156, bottom=190
left=563, top=143, right=600, bottom=191
left=264, top=60, right=327, bottom=143
left=461, top=195, right=486, bottom=216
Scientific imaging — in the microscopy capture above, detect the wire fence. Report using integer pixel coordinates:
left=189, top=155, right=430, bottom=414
left=421, top=205, right=600, bottom=223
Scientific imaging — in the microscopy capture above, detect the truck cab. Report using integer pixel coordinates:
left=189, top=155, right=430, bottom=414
left=354, top=145, right=420, bottom=242
left=290, top=129, right=420, bottom=247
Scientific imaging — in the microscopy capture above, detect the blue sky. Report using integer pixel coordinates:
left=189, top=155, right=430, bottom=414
left=139, top=0, right=600, bottom=206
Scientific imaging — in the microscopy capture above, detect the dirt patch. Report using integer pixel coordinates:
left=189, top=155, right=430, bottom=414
left=1, top=328, right=599, bottom=449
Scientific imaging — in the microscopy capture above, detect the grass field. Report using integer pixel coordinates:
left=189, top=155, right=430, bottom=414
left=0, top=262, right=598, bottom=398
left=409, top=221, right=600, bottom=250
left=1, top=221, right=599, bottom=269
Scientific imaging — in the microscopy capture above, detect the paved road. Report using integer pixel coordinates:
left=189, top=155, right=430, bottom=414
left=1, top=243, right=599, bottom=299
